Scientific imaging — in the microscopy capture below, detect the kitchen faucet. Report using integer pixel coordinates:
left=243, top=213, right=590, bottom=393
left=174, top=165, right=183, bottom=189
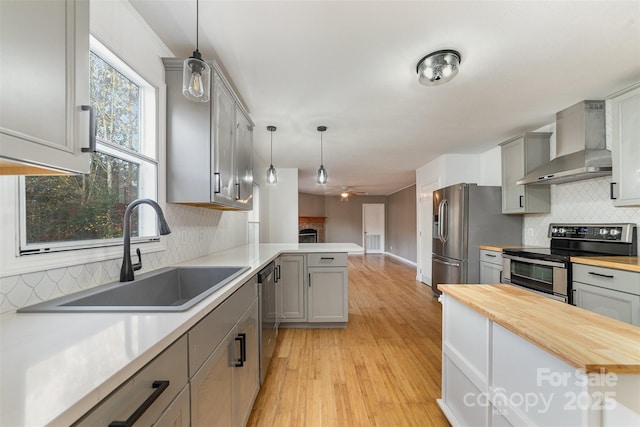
left=120, top=198, right=171, bottom=282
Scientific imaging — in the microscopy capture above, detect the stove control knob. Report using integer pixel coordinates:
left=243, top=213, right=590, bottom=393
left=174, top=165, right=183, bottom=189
left=609, top=229, right=621, bottom=237
left=558, top=228, right=566, bottom=234
left=599, top=228, right=609, bottom=236
left=551, top=227, right=559, bottom=234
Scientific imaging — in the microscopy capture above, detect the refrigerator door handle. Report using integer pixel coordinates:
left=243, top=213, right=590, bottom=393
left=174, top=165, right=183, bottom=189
left=440, top=199, right=448, bottom=243
left=433, top=257, right=460, bottom=268
left=435, top=199, right=443, bottom=241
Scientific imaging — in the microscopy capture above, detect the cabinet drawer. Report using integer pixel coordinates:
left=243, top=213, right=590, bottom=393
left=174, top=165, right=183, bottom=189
left=189, top=276, right=258, bottom=375
left=480, top=250, right=502, bottom=266
left=573, top=264, right=640, bottom=295
left=307, top=253, right=348, bottom=267
left=75, top=335, right=188, bottom=427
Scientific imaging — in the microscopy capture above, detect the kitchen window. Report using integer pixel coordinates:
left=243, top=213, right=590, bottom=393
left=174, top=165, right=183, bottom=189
left=19, top=38, right=158, bottom=254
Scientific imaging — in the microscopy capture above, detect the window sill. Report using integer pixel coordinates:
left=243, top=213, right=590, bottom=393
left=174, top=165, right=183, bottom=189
left=0, top=240, right=167, bottom=278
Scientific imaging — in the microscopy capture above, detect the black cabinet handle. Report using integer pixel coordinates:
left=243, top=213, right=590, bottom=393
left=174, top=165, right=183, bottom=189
left=485, top=254, right=497, bottom=258
left=81, top=105, right=96, bottom=153
left=610, top=182, right=617, bottom=200
left=308, top=272, right=311, bottom=287
left=275, top=265, right=280, bottom=282
left=235, top=333, right=246, bottom=367
left=109, top=380, right=169, bottom=427
left=588, top=271, right=614, bottom=279
left=214, top=173, right=221, bottom=194
left=320, top=257, right=335, bottom=260
left=519, top=195, right=524, bottom=208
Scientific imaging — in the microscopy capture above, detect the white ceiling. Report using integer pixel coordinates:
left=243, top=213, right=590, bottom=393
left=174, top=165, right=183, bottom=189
left=130, top=0, right=640, bottom=196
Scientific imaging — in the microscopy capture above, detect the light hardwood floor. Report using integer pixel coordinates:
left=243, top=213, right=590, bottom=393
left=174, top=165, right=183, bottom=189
left=247, top=254, right=449, bottom=426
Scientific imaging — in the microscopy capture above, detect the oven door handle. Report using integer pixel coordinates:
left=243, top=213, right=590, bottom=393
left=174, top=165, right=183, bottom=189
left=508, top=282, right=568, bottom=303
left=502, top=254, right=566, bottom=269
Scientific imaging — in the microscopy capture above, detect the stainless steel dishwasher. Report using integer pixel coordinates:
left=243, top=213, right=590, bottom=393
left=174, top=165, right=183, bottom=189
left=257, top=261, right=279, bottom=384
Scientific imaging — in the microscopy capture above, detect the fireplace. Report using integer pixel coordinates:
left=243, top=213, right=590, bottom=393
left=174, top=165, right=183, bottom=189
left=298, top=216, right=326, bottom=243
left=299, top=228, right=318, bottom=243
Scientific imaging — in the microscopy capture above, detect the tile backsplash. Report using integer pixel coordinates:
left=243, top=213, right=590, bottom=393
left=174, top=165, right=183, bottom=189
left=523, top=176, right=640, bottom=246
left=0, top=204, right=248, bottom=314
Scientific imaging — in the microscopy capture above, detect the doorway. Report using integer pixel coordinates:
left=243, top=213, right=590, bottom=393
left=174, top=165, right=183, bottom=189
left=362, top=203, right=385, bottom=253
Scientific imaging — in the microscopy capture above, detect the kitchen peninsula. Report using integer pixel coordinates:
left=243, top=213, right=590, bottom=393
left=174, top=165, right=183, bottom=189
left=438, top=284, right=640, bottom=427
left=0, top=243, right=362, bottom=426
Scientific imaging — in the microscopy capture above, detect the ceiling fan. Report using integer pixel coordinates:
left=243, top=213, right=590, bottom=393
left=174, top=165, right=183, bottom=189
left=330, top=186, right=367, bottom=201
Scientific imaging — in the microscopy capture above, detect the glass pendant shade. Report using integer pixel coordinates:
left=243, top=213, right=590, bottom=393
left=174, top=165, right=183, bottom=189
left=267, top=164, right=277, bottom=184
left=317, top=165, right=328, bottom=184
left=417, top=49, right=461, bottom=86
left=183, top=51, right=211, bottom=102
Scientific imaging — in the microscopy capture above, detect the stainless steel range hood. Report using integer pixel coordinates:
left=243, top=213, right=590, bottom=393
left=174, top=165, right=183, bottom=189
left=517, top=100, right=611, bottom=185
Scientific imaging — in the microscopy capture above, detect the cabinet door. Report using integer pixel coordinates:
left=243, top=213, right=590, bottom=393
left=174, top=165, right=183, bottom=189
left=0, top=0, right=90, bottom=174
left=279, top=255, right=307, bottom=321
left=479, top=262, right=502, bottom=284
left=190, top=331, right=233, bottom=427
left=308, top=267, right=348, bottom=323
left=154, top=386, right=190, bottom=427
left=573, top=281, right=640, bottom=326
left=501, top=137, right=526, bottom=213
left=233, top=300, right=260, bottom=427
left=212, top=71, right=236, bottom=204
left=235, top=107, right=253, bottom=209
left=611, top=85, right=640, bottom=206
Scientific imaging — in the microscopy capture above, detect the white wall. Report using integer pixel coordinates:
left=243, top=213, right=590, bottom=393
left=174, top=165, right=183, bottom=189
left=0, top=0, right=250, bottom=314
left=266, top=168, right=299, bottom=243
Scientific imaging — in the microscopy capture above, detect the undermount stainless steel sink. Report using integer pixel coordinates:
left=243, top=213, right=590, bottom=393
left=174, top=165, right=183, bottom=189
left=17, top=266, right=250, bottom=313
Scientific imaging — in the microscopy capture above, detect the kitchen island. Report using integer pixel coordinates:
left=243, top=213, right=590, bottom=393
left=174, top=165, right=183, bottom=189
left=0, top=243, right=362, bottom=426
left=438, top=284, right=640, bottom=427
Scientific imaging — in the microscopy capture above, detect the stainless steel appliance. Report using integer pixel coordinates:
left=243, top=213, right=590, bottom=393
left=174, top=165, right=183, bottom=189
left=257, top=261, right=280, bottom=384
left=502, top=223, right=637, bottom=304
left=432, top=183, right=523, bottom=296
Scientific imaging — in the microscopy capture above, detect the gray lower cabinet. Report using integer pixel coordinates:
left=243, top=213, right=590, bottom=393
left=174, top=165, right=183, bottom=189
left=278, top=254, right=307, bottom=322
left=479, top=249, right=503, bottom=284
left=572, top=264, right=640, bottom=326
left=75, top=275, right=260, bottom=427
left=189, top=276, right=260, bottom=427
left=74, top=336, right=189, bottom=426
left=308, top=253, right=348, bottom=323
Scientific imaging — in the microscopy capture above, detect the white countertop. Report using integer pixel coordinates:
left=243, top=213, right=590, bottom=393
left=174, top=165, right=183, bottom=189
left=0, top=242, right=362, bottom=426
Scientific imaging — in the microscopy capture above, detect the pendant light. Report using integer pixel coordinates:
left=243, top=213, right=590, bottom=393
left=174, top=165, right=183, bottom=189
left=182, top=0, right=211, bottom=102
left=316, top=126, right=328, bottom=184
left=266, top=125, right=277, bottom=184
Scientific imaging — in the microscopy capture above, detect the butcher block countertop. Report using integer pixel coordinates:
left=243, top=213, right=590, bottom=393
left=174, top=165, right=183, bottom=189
left=479, top=244, right=543, bottom=252
left=438, top=284, right=640, bottom=374
left=571, top=256, right=640, bottom=273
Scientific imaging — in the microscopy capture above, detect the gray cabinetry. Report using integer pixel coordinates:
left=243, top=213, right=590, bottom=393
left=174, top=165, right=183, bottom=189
left=500, top=133, right=551, bottom=214
left=278, top=254, right=307, bottom=322
left=308, top=253, right=349, bottom=323
left=189, top=276, right=259, bottom=427
left=163, top=58, right=253, bottom=210
left=572, top=264, right=640, bottom=326
left=609, top=84, right=640, bottom=206
left=75, top=336, right=189, bottom=426
left=0, top=0, right=91, bottom=174
left=479, top=249, right=503, bottom=284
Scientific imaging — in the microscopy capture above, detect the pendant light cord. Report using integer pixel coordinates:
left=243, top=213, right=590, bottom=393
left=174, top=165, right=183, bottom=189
left=320, top=131, right=324, bottom=165
left=270, top=130, right=274, bottom=164
left=196, top=0, right=199, bottom=51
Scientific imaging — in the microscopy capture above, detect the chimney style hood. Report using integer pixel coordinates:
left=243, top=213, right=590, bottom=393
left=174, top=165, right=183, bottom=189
left=517, top=100, right=611, bottom=185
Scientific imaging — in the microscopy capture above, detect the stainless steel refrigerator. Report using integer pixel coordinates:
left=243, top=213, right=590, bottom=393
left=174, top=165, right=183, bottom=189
left=432, top=183, right=522, bottom=296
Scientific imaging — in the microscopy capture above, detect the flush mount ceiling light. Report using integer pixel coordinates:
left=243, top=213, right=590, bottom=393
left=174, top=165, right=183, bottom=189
left=316, top=126, right=328, bottom=184
left=266, top=125, right=277, bottom=184
left=182, top=0, right=211, bottom=102
left=416, top=49, right=462, bottom=86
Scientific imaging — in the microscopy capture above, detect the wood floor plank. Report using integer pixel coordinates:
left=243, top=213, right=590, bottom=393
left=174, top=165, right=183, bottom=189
left=247, top=254, right=449, bottom=426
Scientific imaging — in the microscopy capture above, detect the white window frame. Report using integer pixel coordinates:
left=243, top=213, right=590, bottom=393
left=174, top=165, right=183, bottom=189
left=0, top=37, right=164, bottom=277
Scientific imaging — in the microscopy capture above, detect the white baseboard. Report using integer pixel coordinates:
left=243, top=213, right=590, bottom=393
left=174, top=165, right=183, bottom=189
left=384, top=251, right=417, bottom=267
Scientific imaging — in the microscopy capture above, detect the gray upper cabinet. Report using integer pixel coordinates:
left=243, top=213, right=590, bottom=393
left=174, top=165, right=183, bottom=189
left=163, top=58, right=253, bottom=210
left=500, top=132, right=551, bottom=214
left=609, top=84, right=640, bottom=207
left=0, top=0, right=91, bottom=174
